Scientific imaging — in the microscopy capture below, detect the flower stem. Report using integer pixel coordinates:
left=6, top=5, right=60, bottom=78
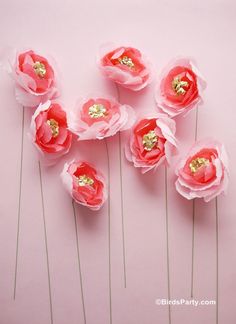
left=118, top=131, right=127, bottom=288
left=191, top=107, right=199, bottom=297
left=72, top=200, right=86, bottom=324
left=105, top=138, right=112, bottom=324
left=115, top=83, right=127, bottom=288
left=13, top=106, right=25, bottom=299
left=165, top=166, right=171, bottom=324
left=38, top=161, right=53, bottom=324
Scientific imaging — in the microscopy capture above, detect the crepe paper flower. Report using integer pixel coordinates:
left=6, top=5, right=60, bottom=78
left=125, top=114, right=178, bottom=173
left=68, top=95, right=136, bottom=140
left=2, top=49, right=60, bottom=108
left=155, top=58, right=206, bottom=117
left=98, top=44, right=152, bottom=91
left=30, top=100, right=72, bottom=163
left=175, top=139, right=229, bottom=202
left=61, top=161, right=107, bottom=211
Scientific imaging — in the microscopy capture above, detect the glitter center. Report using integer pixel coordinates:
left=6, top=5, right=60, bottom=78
left=47, top=119, right=59, bottom=138
left=172, top=77, right=189, bottom=95
left=76, top=175, right=94, bottom=186
left=88, top=104, right=107, bottom=118
left=189, top=157, right=210, bottom=173
left=118, top=56, right=135, bottom=68
left=142, top=130, right=158, bottom=151
left=33, top=61, right=47, bottom=78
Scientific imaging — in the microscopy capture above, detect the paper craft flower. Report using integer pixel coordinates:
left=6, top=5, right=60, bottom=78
left=30, top=100, right=72, bottom=163
left=98, top=44, right=152, bottom=91
left=68, top=95, right=136, bottom=140
left=125, top=114, right=177, bottom=173
left=61, top=161, right=107, bottom=210
left=175, top=139, right=229, bottom=202
left=155, top=58, right=206, bottom=117
left=9, top=49, right=59, bottom=107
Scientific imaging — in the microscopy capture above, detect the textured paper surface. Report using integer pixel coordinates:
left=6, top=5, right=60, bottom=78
left=0, top=0, right=236, bottom=323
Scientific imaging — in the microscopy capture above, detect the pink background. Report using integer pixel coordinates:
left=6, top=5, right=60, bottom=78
left=0, top=0, right=236, bottom=323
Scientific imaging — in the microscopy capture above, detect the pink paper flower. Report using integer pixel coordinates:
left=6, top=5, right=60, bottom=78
left=155, top=58, right=206, bottom=117
left=30, top=100, right=72, bottom=163
left=98, top=44, right=152, bottom=91
left=68, top=95, right=136, bottom=140
left=61, top=161, right=107, bottom=211
left=8, top=49, right=59, bottom=107
left=175, top=139, right=229, bottom=202
left=125, top=114, right=177, bottom=173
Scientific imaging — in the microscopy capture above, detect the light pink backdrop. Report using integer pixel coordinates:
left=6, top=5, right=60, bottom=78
left=0, top=0, right=236, bottom=323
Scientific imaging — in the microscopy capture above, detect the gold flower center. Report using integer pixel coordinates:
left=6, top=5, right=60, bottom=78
left=118, top=56, right=135, bottom=68
left=142, top=130, right=158, bottom=151
left=189, top=157, right=210, bottom=173
left=76, top=175, right=94, bottom=186
left=88, top=104, right=107, bottom=118
left=47, top=119, right=59, bottom=138
left=172, top=77, right=189, bottom=95
left=33, top=61, right=46, bottom=78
